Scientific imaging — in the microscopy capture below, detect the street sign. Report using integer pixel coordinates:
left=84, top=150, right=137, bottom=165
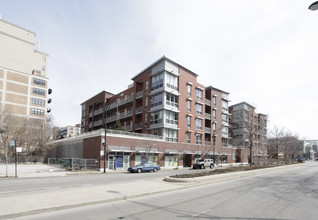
left=16, top=147, right=22, bottom=153
left=10, top=140, right=16, bottom=147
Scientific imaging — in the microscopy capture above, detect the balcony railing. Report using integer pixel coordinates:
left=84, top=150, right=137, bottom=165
left=94, top=108, right=103, bottom=116
left=118, top=110, right=133, bottom=120
left=135, top=106, right=143, bottom=114
left=93, top=120, right=103, bottom=127
left=205, top=141, right=211, bottom=146
left=106, top=115, right=117, bottom=122
left=136, top=91, right=143, bottom=99
left=205, top=99, right=211, bottom=106
left=205, top=113, right=211, bottom=120
left=135, top=122, right=142, bottom=130
left=124, top=125, right=132, bottom=131
left=205, top=127, right=211, bottom=134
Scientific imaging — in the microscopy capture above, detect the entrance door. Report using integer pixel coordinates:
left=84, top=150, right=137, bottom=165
left=108, top=155, right=114, bottom=170
left=123, top=155, right=130, bottom=171
left=183, top=154, right=192, bottom=167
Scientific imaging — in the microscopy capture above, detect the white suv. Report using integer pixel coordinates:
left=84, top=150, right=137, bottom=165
left=193, top=159, right=214, bottom=169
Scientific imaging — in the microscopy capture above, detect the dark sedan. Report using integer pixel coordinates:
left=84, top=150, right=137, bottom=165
left=128, top=162, right=160, bottom=173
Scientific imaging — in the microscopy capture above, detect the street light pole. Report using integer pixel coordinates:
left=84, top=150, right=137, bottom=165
left=103, top=103, right=108, bottom=173
left=309, top=1, right=318, bottom=10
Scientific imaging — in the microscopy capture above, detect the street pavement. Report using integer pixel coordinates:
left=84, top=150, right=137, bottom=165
left=0, top=162, right=308, bottom=219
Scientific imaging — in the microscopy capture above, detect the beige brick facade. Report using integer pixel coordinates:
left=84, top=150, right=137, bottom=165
left=5, top=82, right=28, bottom=94
left=5, top=104, right=27, bottom=115
left=5, top=93, right=27, bottom=105
left=7, top=71, right=29, bottom=84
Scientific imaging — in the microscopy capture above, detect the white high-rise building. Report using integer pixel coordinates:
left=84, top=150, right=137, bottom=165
left=0, top=18, right=50, bottom=121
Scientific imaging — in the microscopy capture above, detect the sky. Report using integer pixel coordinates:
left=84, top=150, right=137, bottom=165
left=0, top=0, right=317, bottom=139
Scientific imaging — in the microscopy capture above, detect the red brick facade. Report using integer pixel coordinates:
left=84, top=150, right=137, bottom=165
left=79, top=56, right=252, bottom=169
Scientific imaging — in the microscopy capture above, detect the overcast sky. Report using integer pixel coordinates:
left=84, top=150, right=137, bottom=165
left=0, top=0, right=317, bottom=139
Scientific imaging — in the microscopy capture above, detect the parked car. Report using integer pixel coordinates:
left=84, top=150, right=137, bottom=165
left=193, top=159, right=214, bottom=169
left=128, top=162, right=160, bottom=173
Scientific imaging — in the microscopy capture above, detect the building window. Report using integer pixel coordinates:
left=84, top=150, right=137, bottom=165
left=188, top=85, right=192, bottom=96
left=32, top=98, right=45, bottom=106
left=165, top=128, right=178, bottom=142
left=150, top=110, right=163, bottom=125
left=145, top=97, right=148, bottom=109
left=222, top=138, right=228, bottom=147
left=187, top=100, right=191, bottom=112
left=150, top=128, right=162, bottom=136
left=196, top=89, right=203, bottom=100
left=33, top=88, right=45, bottom=96
left=33, top=78, right=46, bottom=86
left=213, top=123, right=216, bottom=132
left=42, top=57, right=46, bottom=62
left=222, top=100, right=228, bottom=110
left=196, top=118, right=203, bottom=130
left=151, top=72, right=164, bottom=91
left=213, top=109, right=216, bottom=119
left=31, top=108, right=44, bottom=115
left=144, top=113, right=148, bottom=126
left=213, top=96, right=216, bottom=106
left=145, top=81, right=149, bottom=93
left=196, top=104, right=203, bottom=115
left=166, top=93, right=178, bottom=108
left=166, top=72, right=178, bottom=91
left=165, top=110, right=178, bottom=125
left=187, top=116, right=191, bottom=128
left=187, top=132, right=191, bottom=143
left=41, top=65, right=45, bottom=71
left=151, top=93, right=163, bottom=107
left=222, top=126, right=228, bottom=136
left=196, top=133, right=202, bottom=144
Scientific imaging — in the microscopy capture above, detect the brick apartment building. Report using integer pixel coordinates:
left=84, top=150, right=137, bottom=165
left=229, top=102, right=268, bottom=163
left=60, top=56, right=250, bottom=170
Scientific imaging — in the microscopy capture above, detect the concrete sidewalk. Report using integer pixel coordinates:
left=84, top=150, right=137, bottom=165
left=0, top=164, right=69, bottom=178
left=0, top=163, right=306, bottom=219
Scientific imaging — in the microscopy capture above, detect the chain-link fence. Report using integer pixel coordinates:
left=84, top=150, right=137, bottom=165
left=48, top=158, right=99, bottom=171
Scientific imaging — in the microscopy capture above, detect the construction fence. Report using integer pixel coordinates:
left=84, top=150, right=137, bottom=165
left=48, top=158, right=99, bottom=171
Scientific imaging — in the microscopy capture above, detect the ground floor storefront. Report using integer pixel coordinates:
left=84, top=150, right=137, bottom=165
left=48, top=129, right=250, bottom=171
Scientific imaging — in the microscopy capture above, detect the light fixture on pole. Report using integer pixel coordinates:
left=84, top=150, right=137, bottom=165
left=309, top=1, right=318, bottom=10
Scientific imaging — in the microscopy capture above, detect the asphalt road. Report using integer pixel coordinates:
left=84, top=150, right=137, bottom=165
left=15, top=162, right=318, bottom=220
left=0, top=167, right=211, bottom=197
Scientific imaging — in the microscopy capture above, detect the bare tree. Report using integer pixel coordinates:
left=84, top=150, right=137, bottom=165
left=268, top=126, right=303, bottom=165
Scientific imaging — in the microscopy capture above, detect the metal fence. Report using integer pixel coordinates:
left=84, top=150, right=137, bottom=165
left=48, top=158, right=99, bottom=171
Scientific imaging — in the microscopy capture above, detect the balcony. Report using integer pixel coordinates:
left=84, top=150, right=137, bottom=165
left=89, top=112, right=93, bottom=118
left=124, top=125, right=132, bottom=131
left=205, top=127, right=211, bottom=134
left=135, top=122, right=142, bottom=130
left=205, top=99, right=211, bottom=106
left=94, top=108, right=103, bottom=116
left=205, top=113, right=211, bottom=120
left=135, top=106, right=143, bottom=114
left=136, top=91, right=143, bottom=99
left=118, top=110, right=133, bottom=120
left=93, top=119, right=103, bottom=127
left=106, top=115, right=117, bottom=122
